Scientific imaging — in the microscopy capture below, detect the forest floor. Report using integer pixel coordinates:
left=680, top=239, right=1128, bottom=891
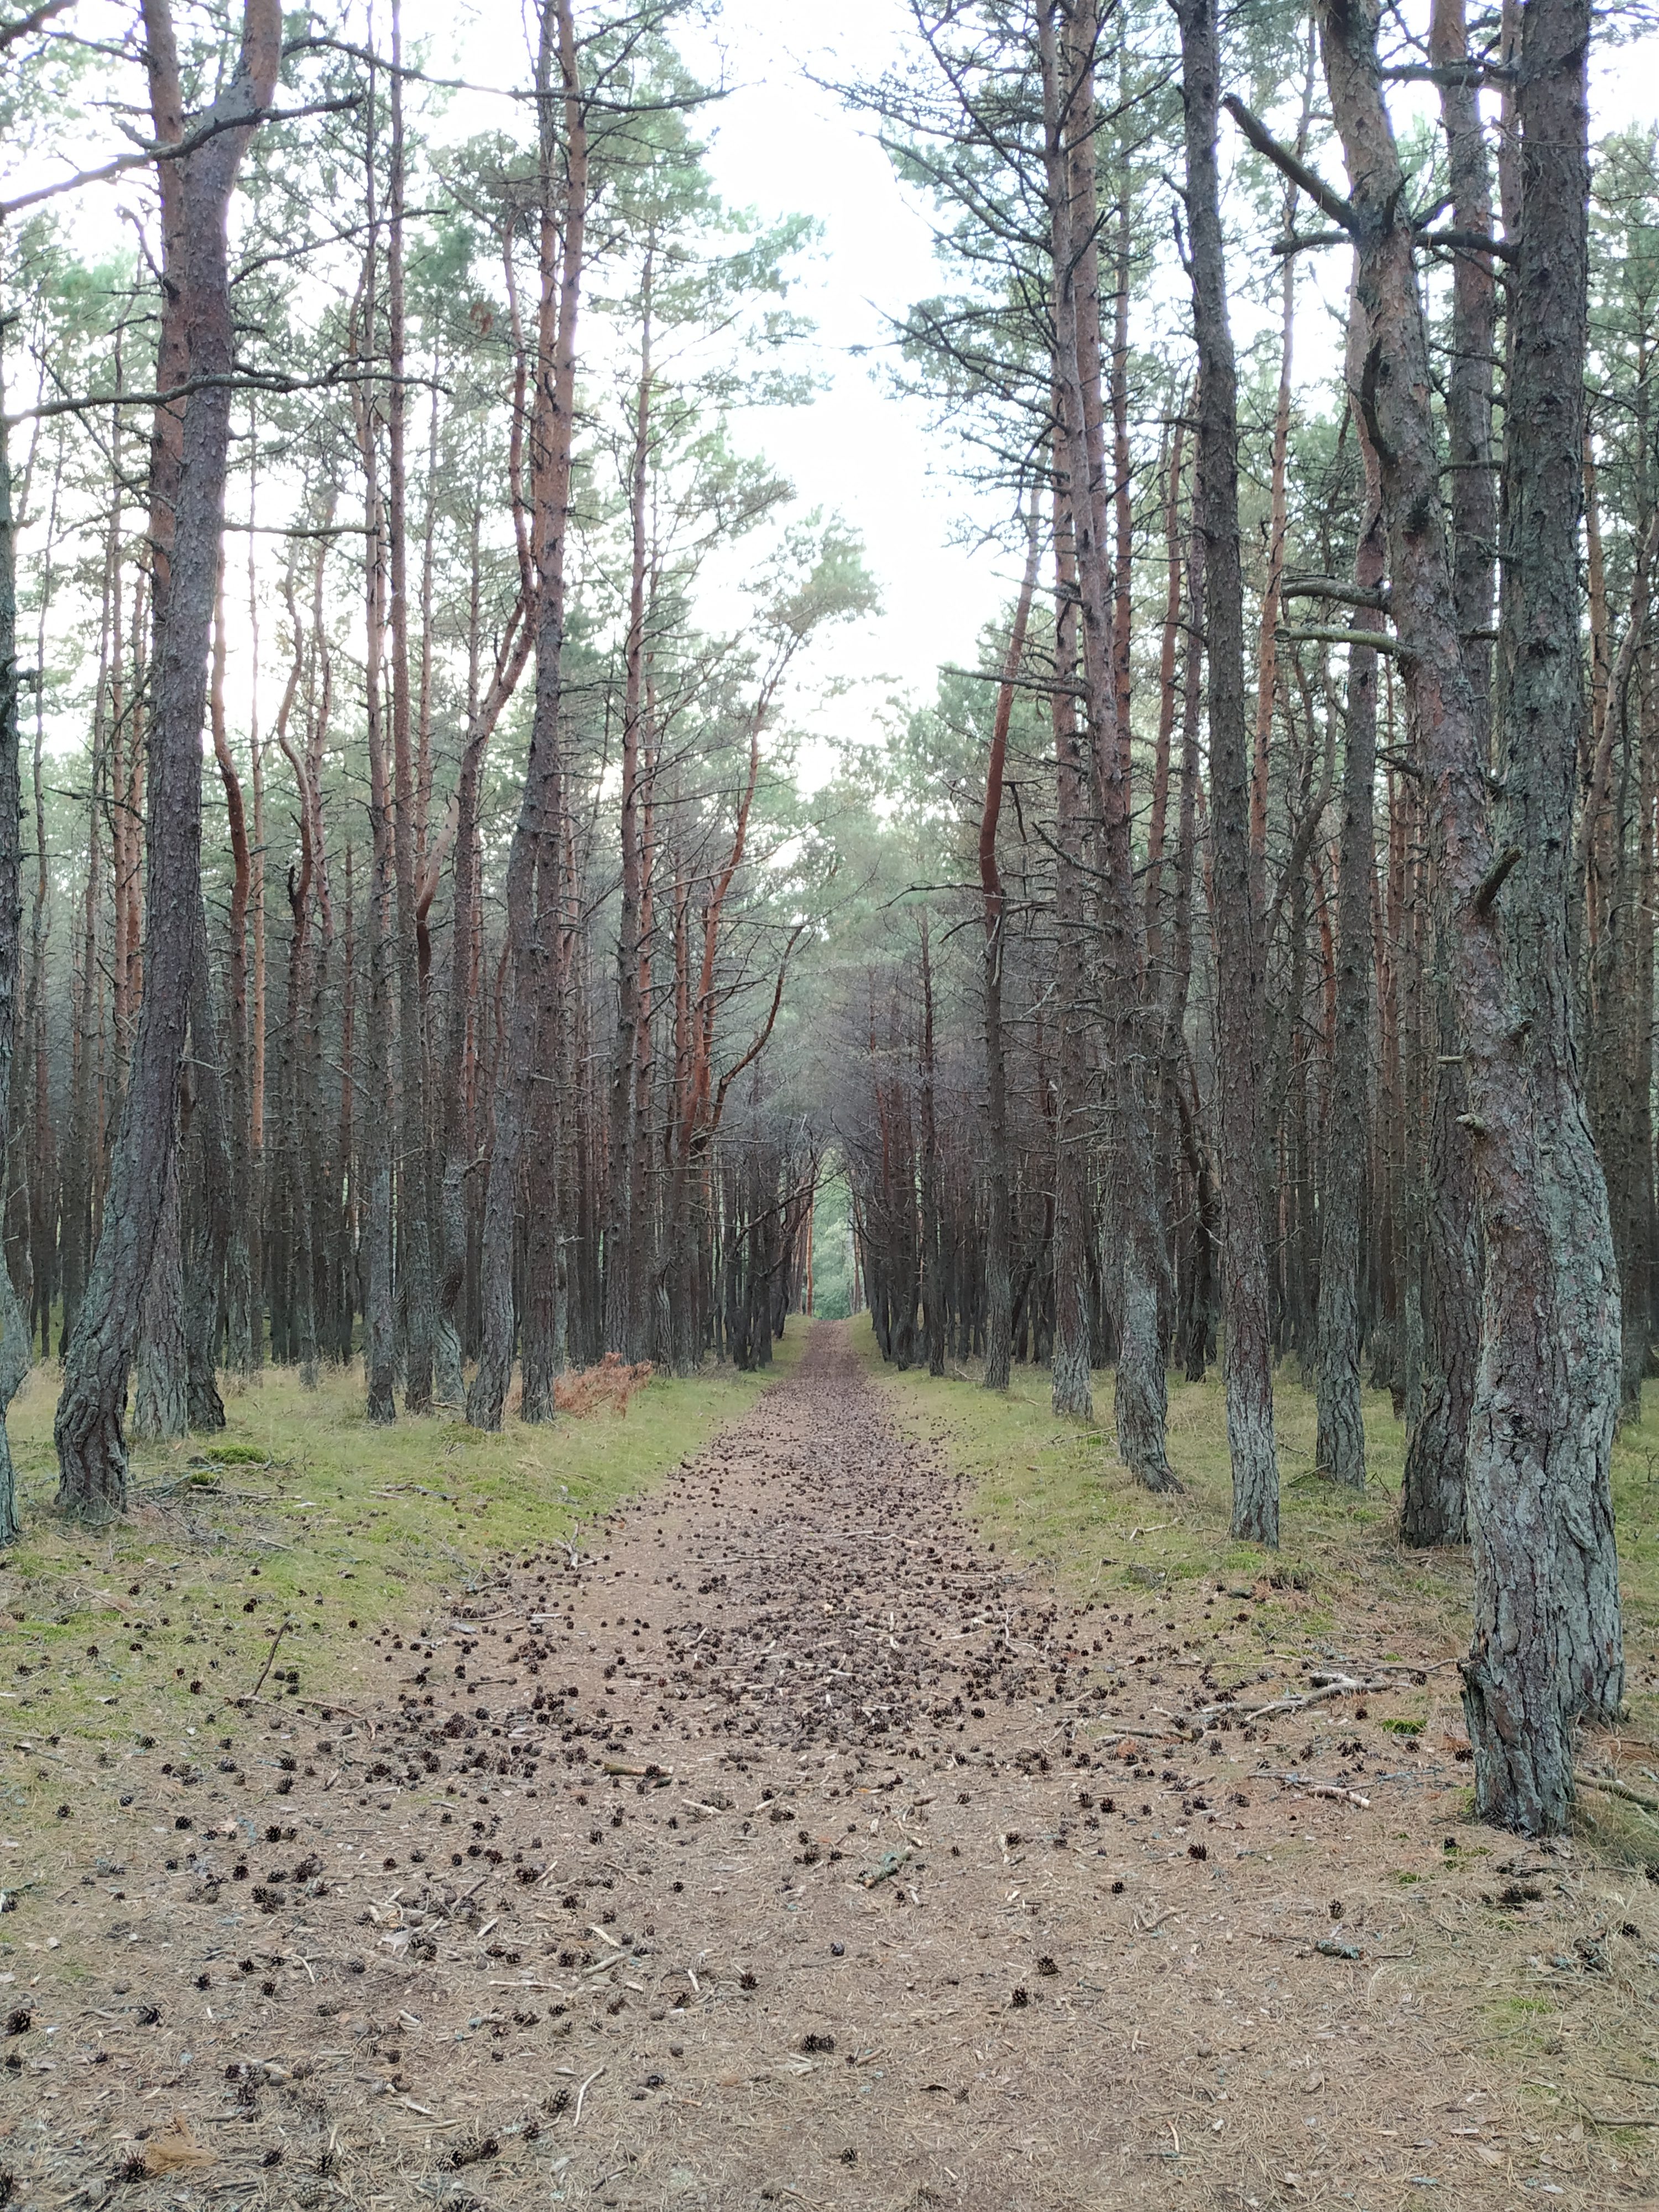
left=2, top=1322, right=1658, bottom=2210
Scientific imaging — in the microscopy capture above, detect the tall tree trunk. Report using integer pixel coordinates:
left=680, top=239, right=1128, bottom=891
left=1314, top=289, right=1380, bottom=1489
left=1313, top=0, right=1623, bottom=1832
left=606, top=255, right=653, bottom=1361
left=918, top=915, right=945, bottom=1378
left=1046, top=0, right=1176, bottom=1483
left=1173, top=0, right=1279, bottom=1543
left=388, top=1, right=435, bottom=1414
left=54, top=0, right=280, bottom=1517
left=1401, top=0, right=1493, bottom=1539
left=0, top=401, right=29, bottom=1536
left=979, top=514, right=1039, bottom=1393
left=468, top=0, right=586, bottom=1430
left=210, top=580, right=253, bottom=1380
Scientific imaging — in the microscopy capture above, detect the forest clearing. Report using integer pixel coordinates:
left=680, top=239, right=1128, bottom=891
left=5, top=0, right=1659, bottom=2199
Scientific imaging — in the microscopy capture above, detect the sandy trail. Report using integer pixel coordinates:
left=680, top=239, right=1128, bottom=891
left=2, top=1323, right=1640, bottom=2208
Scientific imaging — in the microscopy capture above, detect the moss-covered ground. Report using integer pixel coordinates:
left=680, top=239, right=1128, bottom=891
left=0, top=1337, right=802, bottom=1858
left=854, top=1313, right=1659, bottom=1731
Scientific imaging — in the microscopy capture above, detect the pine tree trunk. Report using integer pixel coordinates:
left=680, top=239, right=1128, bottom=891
left=54, top=0, right=280, bottom=1517
left=978, top=519, right=1037, bottom=1394
left=1317, top=0, right=1623, bottom=1832
left=469, top=0, right=586, bottom=1430
left=132, top=1152, right=188, bottom=1443
left=1174, top=0, right=1278, bottom=1543
left=0, top=405, right=28, bottom=1537
left=1314, top=289, right=1380, bottom=1490
left=387, top=9, right=436, bottom=1415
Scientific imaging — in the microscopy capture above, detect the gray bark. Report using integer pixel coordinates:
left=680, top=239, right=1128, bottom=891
left=1314, top=290, right=1381, bottom=1490
left=54, top=0, right=280, bottom=1517
left=132, top=1155, right=188, bottom=1443
left=1173, top=0, right=1279, bottom=1543
left=1316, top=0, right=1623, bottom=1833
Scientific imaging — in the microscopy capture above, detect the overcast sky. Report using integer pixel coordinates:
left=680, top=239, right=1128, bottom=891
left=20, top=0, right=1659, bottom=771
left=421, top=0, right=1026, bottom=766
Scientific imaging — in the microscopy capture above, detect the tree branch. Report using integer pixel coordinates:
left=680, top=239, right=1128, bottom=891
left=4, top=361, right=440, bottom=429
left=1473, top=844, right=1523, bottom=914
left=1278, top=625, right=1400, bottom=655
left=1222, top=95, right=1358, bottom=234
left=1415, top=224, right=1515, bottom=263
left=1282, top=576, right=1391, bottom=613
left=1272, top=227, right=1355, bottom=255
left=0, top=0, right=72, bottom=54
left=943, top=662, right=1087, bottom=700
left=0, top=96, right=359, bottom=218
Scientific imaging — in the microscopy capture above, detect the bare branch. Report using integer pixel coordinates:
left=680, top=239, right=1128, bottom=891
left=1223, top=95, right=1359, bottom=235
left=0, top=0, right=72, bottom=54
left=0, top=96, right=359, bottom=218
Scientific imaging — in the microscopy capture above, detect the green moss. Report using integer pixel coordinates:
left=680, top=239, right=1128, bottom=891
left=852, top=1314, right=1418, bottom=1611
left=0, top=1335, right=801, bottom=1839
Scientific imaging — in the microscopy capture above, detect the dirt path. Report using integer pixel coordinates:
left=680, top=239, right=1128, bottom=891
left=3, top=1325, right=1648, bottom=2208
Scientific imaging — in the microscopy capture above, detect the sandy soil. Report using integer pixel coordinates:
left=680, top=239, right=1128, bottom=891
left=2, top=1323, right=1653, bottom=2209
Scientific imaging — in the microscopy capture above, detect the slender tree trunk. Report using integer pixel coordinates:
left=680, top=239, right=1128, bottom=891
left=918, top=916, right=945, bottom=1377
left=210, top=580, right=254, bottom=1380
left=1400, top=0, right=1493, bottom=1538
left=1314, top=289, right=1380, bottom=1490
left=388, top=3, right=435, bottom=1414
left=469, top=0, right=586, bottom=1430
left=0, top=401, right=29, bottom=1536
left=1044, top=0, right=1176, bottom=1481
left=606, top=255, right=653, bottom=1360
left=979, top=514, right=1039, bottom=1392
left=1173, top=0, right=1278, bottom=1542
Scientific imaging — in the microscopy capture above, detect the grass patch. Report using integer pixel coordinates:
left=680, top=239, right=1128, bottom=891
left=854, top=1314, right=1659, bottom=1688
left=850, top=1314, right=1432, bottom=1627
left=0, top=1335, right=801, bottom=1849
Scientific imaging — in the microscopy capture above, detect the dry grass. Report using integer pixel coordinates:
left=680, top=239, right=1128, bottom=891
left=553, top=1353, right=654, bottom=1417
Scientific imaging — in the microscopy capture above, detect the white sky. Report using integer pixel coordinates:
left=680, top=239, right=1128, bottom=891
left=678, top=0, right=1014, bottom=718
left=428, top=0, right=1020, bottom=766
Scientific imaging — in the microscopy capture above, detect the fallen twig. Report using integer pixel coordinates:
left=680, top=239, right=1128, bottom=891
left=1577, top=1771, right=1659, bottom=1815
left=1232, top=1674, right=1387, bottom=1723
left=572, top=2065, right=604, bottom=2127
left=1266, top=1772, right=1373, bottom=1809
left=244, top=1619, right=290, bottom=1702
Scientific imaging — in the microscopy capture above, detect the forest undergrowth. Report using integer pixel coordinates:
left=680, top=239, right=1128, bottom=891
left=0, top=1340, right=801, bottom=1859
